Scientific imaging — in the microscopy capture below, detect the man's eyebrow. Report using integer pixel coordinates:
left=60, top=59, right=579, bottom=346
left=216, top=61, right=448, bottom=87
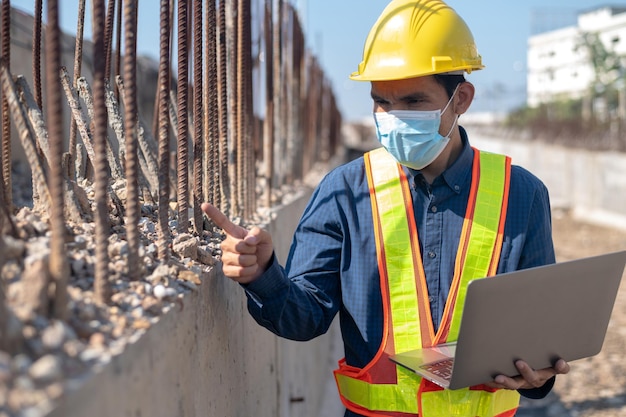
left=370, top=92, right=429, bottom=102
left=398, top=92, right=429, bottom=102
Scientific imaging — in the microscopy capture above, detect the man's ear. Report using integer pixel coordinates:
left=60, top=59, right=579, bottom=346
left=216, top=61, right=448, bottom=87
left=454, top=82, right=475, bottom=115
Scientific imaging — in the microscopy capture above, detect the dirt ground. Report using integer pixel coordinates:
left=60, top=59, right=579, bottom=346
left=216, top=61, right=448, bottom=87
left=517, top=209, right=626, bottom=417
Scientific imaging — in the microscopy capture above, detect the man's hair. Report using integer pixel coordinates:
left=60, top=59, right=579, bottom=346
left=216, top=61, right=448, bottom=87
left=433, top=74, right=466, bottom=98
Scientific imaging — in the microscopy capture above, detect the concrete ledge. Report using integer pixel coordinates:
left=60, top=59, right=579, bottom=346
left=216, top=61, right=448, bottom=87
left=47, top=188, right=343, bottom=417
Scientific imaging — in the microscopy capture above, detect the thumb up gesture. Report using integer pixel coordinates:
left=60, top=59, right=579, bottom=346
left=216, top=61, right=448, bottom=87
left=201, top=203, right=274, bottom=284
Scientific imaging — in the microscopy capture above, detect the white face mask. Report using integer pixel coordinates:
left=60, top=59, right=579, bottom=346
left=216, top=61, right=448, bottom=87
left=373, top=86, right=459, bottom=170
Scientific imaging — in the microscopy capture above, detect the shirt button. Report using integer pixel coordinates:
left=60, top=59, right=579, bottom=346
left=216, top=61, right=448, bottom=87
left=429, top=296, right=436, bottom=303
left=431, top=206, right=438, bottom=213
left=428, top=251, right=436, bottom=259
left=454, top=185, right=460, bottom=192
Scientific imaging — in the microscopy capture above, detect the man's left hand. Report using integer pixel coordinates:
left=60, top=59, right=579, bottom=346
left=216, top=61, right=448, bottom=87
left=486, top=359, right=570, bottom=390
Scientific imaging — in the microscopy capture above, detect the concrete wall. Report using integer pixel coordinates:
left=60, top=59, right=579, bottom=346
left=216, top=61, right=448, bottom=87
left=470, top=134, right=626, bottom=231
left=47, top=188, right=344, bottom=417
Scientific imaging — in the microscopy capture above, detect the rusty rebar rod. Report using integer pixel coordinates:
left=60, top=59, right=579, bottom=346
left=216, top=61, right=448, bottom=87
left=76, top=77, right=124, bottom=179
left=218, top=0, right=233, bottom=216
left=235, top=0, right=244, bottom=218
left=240, top=0, right=254, bottom=219
left=192, top=0, right=204, bottom=233
left=68, top=0, right=87, bottom=176
left=176, top=0, right=190, bottom=232
left=60, top=71, right=99, bottom=171
left=204, top=0, right=219, bottom=209
left=236, top=0, right=253, bottom=218
left=1, top=0, right=12, bottom=209
left=115, top=76, right=159, bottom=195
left=45, top=0, right=70, bottom=319
left=114, top=0, right=122, bottom=99
left=123, top=0, right=141, bottom=281
left=15, top=76, right=50, bottom=162
left=273, top=0, right=283, bottom=192
left=262, top=0, right=274, bottom=209
left=0, top=61, right=50, bottom=210
left=104, top=0, right=117, bottom=82
left=14, top=75, right=87, bottom=223
left=92, top=0, right=112, bottom=305
left=157, top=0, right=172, bottom=262
left=33, top=0, right=43, bottom=110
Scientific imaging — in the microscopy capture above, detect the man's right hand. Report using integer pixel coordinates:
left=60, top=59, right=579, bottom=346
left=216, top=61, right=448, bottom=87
left=201, top=203, right=274, bottom=284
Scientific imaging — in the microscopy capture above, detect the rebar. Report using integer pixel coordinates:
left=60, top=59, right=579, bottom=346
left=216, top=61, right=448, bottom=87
left=0, top=60, right=50, bottom=210
left=33, top=0, right=43, bottom=110
left=14, top=75, right=87, bottom=223
left=68, top=0, right=87, bottom=173
left=123, top=0, right=141, bottom=281
left=104, top=0, right=117, bottom=81
left=114, top=0, right=122, bottom=99
left=176, top=0, right=190, bottom=232
left=91, top=0, right=112, bottom=305
left=192, top=0, right=204, bottom=234
left=77, top=77, right=124, bottom=180
left=1, top=0, right=345, bottom=336
left=262, top=0, right=274, bottom=209
left=219, top=0, right=233, bottom=216
left=235, top=0, right=245, bottom=217
left=115, top=76, right=159, bottom=196
left=60, top=71, right=96, bottom=163
left=204, top=0, right=219, bottom=209
left=45, top=0, right=70, bottom=319
left=157, top=0, right=172, bottom=262
left=1, top=0, right=12, bottom=209
left=236, top=0, right=253, bottom=218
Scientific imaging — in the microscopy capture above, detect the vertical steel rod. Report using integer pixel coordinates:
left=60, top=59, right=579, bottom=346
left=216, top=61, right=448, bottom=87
left=123, top=0, right=141, bottom=281
left=205, top=0, right=219, bottom=209
left=192, top=0, right=204, bottom=233
left=177, top=0, right=190, bottom=232
left=157, top=0, right=172, bottom=261
left=92, top=0, right=112, bottom=304
left=45, top=0, right=69, bottom=318
left=104, top=0, right=117, bottom=81
left=1, top=0, right=12, bottom=208
left=68, top=0, right=87, bottom=177
left=218, top=0, right=230, bottom=215
left=33, top=0, right=43, bottom=110
left=262, top=0, right=273, bottom=208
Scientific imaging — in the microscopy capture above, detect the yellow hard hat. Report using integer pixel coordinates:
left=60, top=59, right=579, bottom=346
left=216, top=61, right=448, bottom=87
left=351, top=0, right=484, bottom=81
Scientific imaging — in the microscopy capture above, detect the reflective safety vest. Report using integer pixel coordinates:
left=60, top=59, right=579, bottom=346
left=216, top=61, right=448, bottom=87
left=334, top=147, right=520, bottom=417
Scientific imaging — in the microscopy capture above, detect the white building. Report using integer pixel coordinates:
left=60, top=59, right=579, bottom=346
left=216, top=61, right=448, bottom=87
left=527, top=5, right=626, bottom=107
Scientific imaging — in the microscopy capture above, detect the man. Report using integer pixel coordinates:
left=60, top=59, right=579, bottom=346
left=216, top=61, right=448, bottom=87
left=202, top=0, right=570, bottom=415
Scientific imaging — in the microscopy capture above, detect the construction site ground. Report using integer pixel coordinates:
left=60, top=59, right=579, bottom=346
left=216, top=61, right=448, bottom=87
left=517, top=209, right=626, bottom=417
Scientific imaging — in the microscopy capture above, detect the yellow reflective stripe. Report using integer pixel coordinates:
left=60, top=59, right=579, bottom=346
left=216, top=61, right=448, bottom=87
left=449, top=151, right=507, bottom=339
left=421, top=388, right=520, bottom=417
left=336, top=366, right=421, bottom=413
left=369, top=148, right=421, bottom=353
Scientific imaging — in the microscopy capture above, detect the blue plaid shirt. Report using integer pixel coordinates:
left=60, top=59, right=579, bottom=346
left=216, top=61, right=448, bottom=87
left=244, top=127, right=555, bottom=410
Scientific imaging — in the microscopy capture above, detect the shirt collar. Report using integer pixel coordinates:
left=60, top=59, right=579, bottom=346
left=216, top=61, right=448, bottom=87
left=408, top=125, right=473, bottom=194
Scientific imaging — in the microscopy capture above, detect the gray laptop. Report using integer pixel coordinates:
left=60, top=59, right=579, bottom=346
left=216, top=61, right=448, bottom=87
left=389, top=250, right=626, bottom=390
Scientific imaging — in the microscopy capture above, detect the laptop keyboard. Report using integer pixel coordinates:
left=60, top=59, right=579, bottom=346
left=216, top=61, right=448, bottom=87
left=420, top=358, right=454, bottom=380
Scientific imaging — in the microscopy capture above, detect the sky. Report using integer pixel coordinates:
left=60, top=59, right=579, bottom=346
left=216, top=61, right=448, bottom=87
left=10, top=0, right=626, bottom=121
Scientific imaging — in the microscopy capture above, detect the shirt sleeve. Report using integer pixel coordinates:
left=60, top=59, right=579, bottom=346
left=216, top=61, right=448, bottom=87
left=241, top=175, right=344, bottom=341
